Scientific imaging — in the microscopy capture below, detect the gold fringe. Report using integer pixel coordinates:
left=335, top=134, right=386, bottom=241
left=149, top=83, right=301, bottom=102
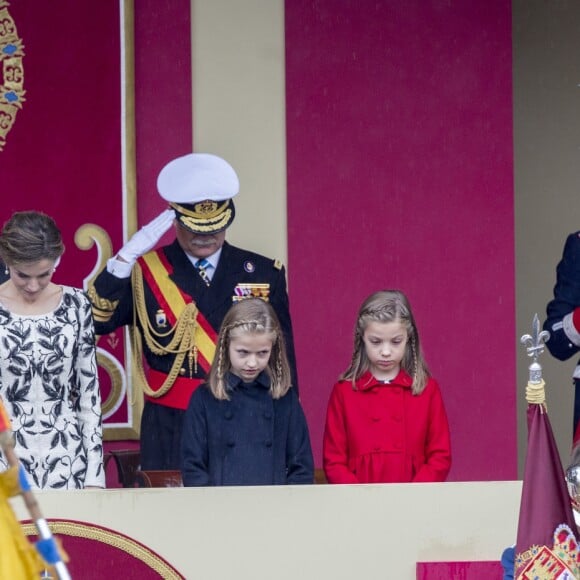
left=131, top=263, right=199, bottom=398
left=87, top=285, right=119, bottom=322
left=21, top=520, right=183, bottom=579
left=526, top=379, right=547, bottom=410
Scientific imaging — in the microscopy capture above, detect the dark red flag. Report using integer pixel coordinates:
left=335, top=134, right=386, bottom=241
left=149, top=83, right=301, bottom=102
left=515, top=403, right=580, bottom=577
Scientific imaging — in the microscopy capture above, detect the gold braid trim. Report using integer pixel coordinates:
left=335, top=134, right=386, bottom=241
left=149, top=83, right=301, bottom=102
left=526, top=379, right=547, bottom=410
left=131, top=263, right=199, bottom=398
left=21, top=520, right=184, bottom=579
left=87, top=285, right=119, bottom=322
left=178, top=209, right=232, bottom=233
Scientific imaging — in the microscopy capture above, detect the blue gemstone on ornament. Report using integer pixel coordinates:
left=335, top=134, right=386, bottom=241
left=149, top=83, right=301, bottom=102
left=2, top=44, right=17, bottom=55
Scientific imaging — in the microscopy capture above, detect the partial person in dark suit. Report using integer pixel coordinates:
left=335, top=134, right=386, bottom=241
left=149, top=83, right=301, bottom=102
left=544, top=231, right=580, bottom=443
left=89, top=153, right=298, bottom=470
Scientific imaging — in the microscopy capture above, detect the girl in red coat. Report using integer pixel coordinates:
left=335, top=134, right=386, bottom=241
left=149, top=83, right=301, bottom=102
left=323, top=290, right=451, bottom=484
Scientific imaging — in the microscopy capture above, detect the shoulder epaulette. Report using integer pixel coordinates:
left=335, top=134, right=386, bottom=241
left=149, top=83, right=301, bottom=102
left=88, top=285, right=119, bottom=323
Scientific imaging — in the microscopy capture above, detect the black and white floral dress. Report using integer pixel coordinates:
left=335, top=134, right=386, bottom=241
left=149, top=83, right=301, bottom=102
left=0, top=286, right=104, bottom=489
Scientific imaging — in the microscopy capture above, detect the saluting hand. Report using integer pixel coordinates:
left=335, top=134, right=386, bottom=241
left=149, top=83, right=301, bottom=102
left=117, top=208, right=175, bottom=265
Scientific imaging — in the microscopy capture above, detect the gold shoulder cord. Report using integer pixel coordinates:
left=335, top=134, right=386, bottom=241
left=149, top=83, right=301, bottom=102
left=131, top=264, right=199, bottom=398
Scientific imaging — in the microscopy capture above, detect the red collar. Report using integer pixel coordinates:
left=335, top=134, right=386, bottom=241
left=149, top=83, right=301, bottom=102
left=356, top=370, right=413, bottom=391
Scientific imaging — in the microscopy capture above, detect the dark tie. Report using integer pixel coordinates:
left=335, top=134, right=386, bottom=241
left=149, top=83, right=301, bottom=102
left=195, top=258, right=211, bottom=286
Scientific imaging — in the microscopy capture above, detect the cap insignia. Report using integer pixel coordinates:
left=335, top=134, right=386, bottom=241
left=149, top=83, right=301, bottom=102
left=194, top=200, right=218, bottom=214
left=179, top=208, right=232, bottom=233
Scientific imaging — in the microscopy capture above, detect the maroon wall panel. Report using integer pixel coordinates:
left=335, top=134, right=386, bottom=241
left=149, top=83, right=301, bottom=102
left=285, top=0, right=516, bottom=480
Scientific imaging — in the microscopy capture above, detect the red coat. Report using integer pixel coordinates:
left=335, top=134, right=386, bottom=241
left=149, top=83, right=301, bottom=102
left=323, top=370, right=451, bottom=484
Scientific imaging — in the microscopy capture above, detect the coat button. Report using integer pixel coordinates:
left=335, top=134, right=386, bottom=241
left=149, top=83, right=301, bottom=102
left=179, top=368, right=186, bottom=376
left=265, top=440, right=272, bottom=448
left=224, top=410, right=233, bottom=420
left=263, top=411, right=272, bottom=420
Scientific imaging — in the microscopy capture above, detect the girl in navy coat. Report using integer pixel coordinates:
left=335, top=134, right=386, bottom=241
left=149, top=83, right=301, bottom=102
left=181, top=298, right=313, bottom=486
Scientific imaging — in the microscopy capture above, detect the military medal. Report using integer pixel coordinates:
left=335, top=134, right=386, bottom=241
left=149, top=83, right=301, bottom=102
left=232, top=283, right=270, bottom=302
left=155, top=309, right=167, bottom=327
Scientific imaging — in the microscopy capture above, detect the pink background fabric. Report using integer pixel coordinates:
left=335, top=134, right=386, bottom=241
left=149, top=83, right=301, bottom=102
left=285, top=0, right=516, bottom=481
left=0, top=1, right=516, bottom=482
left=23, top=518, right=185, bottom=579
left=0, top=1, right=123, bottom=265
left=416, top=561, right=504, bottom=579
left=0, top=1, right=129, bottom=425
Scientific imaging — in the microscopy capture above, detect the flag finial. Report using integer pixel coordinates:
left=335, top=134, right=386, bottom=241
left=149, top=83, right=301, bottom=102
left=520, top=313, right=550, bottom=385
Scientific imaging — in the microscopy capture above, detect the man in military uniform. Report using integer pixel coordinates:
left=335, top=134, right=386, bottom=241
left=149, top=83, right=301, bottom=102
left=90, top=153, right=298, bottom=470
left=544, top=231, right=580, bottom=443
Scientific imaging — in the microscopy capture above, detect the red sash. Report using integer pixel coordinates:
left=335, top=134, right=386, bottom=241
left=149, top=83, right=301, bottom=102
left=146, top=369, right=203, bottom=410
left=136, top=250, right=217, bottom=409
left=137, top=250, right=218, bottom=375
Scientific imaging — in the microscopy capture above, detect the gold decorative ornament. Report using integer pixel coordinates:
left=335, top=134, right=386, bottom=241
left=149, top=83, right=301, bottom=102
left=0, top=1, right=26, bottom=152
left=96, top=353, right=124, bottom=418
left=179, top=209, right=232, bottom=233
left=22, top=520, right=184, bottom=579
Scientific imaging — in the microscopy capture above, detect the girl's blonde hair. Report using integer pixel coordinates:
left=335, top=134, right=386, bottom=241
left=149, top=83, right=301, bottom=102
left=340, top=289, right=430, bottom=395
left=207, top=298, right=292, bottom=400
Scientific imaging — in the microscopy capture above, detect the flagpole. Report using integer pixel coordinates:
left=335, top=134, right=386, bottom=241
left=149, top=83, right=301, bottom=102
left=520, top=313, right=550, bottom=402
left=0, top=396, right=72, bottom=580
left=515, top=314, right=580, bottom=578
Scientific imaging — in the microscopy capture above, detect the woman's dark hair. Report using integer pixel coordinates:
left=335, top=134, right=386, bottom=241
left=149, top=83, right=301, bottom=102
left=0, top=211, right=64, bottom=266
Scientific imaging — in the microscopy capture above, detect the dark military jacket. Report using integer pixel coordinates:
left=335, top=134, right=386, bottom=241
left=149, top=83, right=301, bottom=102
left=91, top=240, right=298, bottom=391
left=544, top=231, right=580, bottom=433
left=0, top=263, right=7, bottom=284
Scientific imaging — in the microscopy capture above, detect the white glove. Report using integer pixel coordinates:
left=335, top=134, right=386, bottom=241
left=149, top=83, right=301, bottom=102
left=117, top=208, right=175, bottom=265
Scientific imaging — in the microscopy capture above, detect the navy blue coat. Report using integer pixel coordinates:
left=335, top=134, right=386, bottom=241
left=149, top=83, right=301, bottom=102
left=544, top=231, right=580, bottom=433
left=181, top=373, right=314, bottom=486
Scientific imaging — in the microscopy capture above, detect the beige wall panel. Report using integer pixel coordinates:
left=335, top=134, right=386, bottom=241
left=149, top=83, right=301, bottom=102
left=191, top=0, right=288, bottom=271
left=189, top=0, right=580, bottom=476
left=514, top=2, right=580, bottom=474
left=14, top=483, right=520, bottom=578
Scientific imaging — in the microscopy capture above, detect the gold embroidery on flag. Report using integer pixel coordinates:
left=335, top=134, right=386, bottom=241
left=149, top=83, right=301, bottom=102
left=515, top=524, right=580, bottom=579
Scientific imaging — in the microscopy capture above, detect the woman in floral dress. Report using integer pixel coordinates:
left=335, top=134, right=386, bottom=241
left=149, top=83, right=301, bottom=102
left=0, top=211, right=104, bottom=489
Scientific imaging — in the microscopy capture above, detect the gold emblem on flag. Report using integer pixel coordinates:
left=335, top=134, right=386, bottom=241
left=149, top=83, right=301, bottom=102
left=515, top=524, right=580, bottom=579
